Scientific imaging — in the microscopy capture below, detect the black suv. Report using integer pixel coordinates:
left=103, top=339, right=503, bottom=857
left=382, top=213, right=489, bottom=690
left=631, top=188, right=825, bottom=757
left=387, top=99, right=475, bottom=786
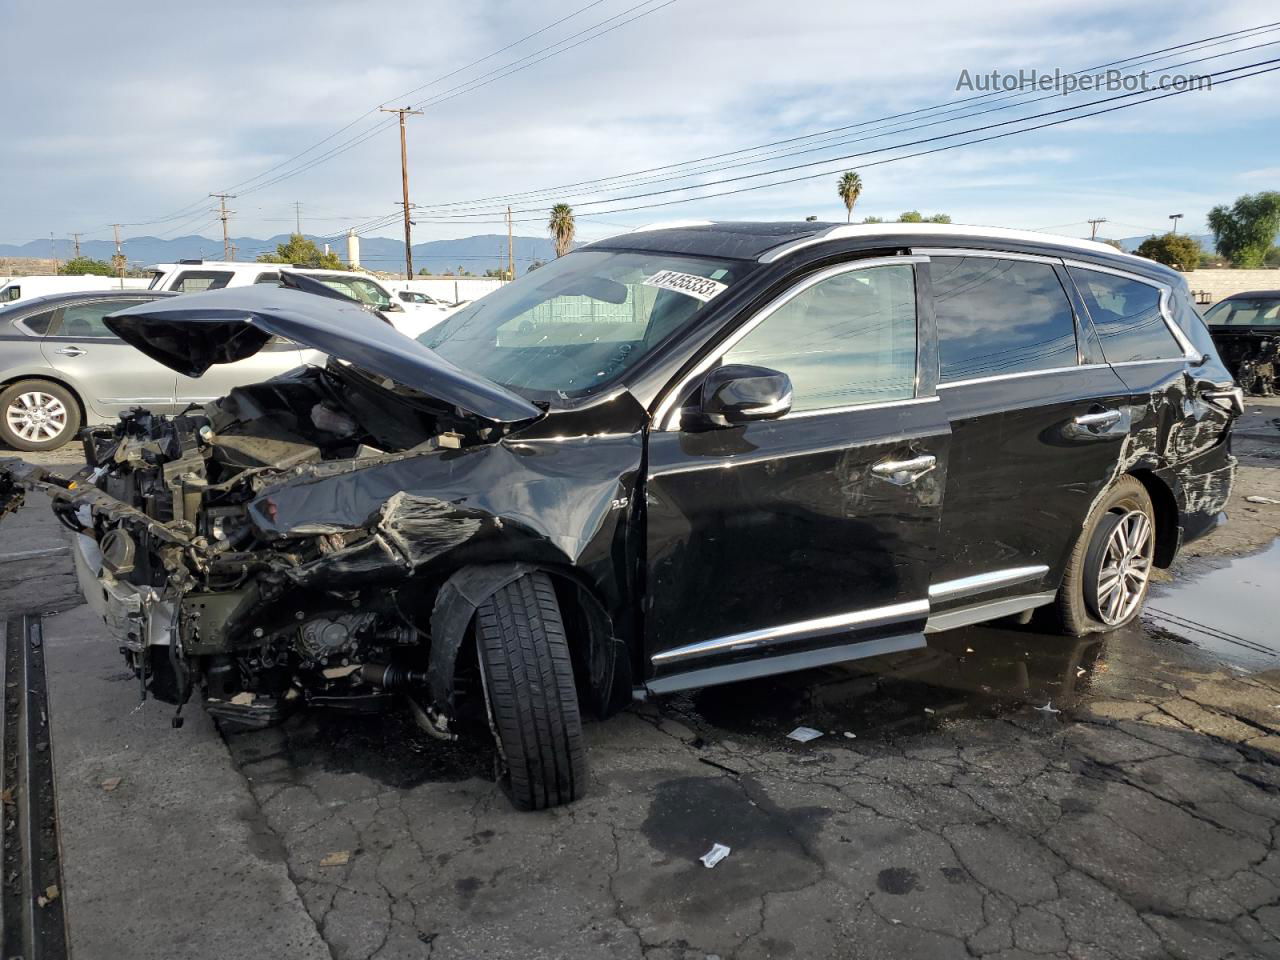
left=0, top=222, right=1242, bottom=810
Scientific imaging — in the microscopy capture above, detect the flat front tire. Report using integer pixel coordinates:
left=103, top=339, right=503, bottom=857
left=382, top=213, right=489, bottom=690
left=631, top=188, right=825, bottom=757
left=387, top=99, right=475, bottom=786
left=0, top=379, right=81, bottom=451
left=475, top=571, right=586, bottom=811
left=1053, top=476, right=1156, bottom=636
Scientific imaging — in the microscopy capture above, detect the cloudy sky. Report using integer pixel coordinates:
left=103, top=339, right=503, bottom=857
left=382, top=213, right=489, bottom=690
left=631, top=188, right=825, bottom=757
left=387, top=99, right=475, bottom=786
left=3, top=0, right=1278, bottom=254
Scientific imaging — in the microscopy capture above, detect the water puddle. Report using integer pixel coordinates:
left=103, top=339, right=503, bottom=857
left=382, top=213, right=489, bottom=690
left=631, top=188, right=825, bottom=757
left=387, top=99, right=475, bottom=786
left=670, top=623, right=1106, bottom=742
left=1145, top=539, right=1280, bottom=670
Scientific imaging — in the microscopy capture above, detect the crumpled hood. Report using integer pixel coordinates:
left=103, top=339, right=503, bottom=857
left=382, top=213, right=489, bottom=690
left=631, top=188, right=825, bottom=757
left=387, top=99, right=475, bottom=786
left=105, top=284, right=542, bottom=423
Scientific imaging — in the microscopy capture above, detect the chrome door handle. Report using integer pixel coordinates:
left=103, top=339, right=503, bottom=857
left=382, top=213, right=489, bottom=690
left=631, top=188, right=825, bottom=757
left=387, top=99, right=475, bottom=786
left=1073, top=409, right=1121, bottom=429
left=871, top=454, right=937, bottom=485
left=54, top=345, right=86, bottom=357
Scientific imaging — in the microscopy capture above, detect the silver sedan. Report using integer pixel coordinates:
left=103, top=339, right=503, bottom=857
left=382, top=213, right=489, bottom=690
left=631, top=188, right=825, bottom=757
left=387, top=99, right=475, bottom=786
left=0, top=290, right=314, bottom=450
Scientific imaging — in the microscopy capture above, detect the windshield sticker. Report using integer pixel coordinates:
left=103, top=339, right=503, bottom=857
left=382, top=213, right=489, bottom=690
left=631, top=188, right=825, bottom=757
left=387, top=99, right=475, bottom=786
left=643, top=270, right=728, bottom=303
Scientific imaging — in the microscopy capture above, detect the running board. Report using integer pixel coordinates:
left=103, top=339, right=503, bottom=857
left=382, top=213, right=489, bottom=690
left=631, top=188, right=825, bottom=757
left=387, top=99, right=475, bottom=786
left=924, top=591, right=1057, bottom=634
left=645, top=631, right=926, bottom=695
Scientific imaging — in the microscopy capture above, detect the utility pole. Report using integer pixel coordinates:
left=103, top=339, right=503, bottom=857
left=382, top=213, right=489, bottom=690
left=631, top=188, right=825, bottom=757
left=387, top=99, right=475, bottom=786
left=1168, top=213, right=1184, bottom=234
left=111, top=224, right=125, bottom=288
left=1087, top=218, right=1108, bottom=241
left=506, top=205, right=515, bottom=281
left=380, top=106, right=422, bottom=279
left=210, top=193, right=236, bottom=260
left=71, top=232, right=81, bottom=259
left=295, top=201, right=303, bottom=236
left=50, top=233, right=60, bottom=275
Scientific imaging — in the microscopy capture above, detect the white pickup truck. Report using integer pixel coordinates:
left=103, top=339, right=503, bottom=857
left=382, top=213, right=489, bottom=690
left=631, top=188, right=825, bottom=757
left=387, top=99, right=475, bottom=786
left=144, top=261, right=442, bottom=337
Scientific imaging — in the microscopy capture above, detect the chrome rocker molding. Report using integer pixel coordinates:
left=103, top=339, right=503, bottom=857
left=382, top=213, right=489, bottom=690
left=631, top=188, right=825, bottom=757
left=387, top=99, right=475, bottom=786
left=924, top=591, right=1058, bottom=634
left=928, top=565, right=1049, bottom=602
left=651, top=598, right=929, bottom=665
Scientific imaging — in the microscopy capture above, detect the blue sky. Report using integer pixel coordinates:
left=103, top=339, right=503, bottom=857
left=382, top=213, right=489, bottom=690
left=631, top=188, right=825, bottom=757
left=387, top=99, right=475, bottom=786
left=2, top=0, right=1278, bottom=250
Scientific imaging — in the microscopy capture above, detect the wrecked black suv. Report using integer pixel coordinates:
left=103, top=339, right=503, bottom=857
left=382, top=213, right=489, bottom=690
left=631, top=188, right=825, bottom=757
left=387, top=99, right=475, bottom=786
left=0, top=222, right=1243, bottom=810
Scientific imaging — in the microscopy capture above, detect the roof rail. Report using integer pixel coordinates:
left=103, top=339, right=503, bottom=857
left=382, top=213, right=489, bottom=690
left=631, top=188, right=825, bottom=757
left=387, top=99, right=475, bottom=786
left=177, top=258, right=203, bottom=265
left=758, top=222, right=1136, bottom=263
left=628, top=219, right=715, bottom=234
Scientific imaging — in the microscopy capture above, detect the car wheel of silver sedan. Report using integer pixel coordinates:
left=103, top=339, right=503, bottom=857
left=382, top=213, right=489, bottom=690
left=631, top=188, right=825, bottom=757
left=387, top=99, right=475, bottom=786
left=0, top=379, right=82, bottom=452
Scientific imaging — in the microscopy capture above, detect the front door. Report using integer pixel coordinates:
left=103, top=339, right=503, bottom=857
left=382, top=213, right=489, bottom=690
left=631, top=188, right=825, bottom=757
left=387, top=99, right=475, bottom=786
left=643, top=258, right=950, bottom=691
left=40, top=298, right=179, bottom=418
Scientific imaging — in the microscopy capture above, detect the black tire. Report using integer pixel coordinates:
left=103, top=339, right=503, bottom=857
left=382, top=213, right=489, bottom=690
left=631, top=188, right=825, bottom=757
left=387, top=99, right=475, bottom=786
left=1053, top=476, right=1156, bottom=636
left=474, top=571, right=586, bottom=811
left=0, top=379, right=81, bottom=451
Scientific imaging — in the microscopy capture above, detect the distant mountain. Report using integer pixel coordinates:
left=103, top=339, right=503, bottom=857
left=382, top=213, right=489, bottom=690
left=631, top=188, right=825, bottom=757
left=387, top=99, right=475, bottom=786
left=1114, top=233, right=1214, bottom=253
left=0, top=233, right=561, bottom=276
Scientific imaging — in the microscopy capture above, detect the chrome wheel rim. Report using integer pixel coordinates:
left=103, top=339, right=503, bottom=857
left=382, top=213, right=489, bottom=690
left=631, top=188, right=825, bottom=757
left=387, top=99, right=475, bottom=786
left=5, top=391, right=68, bottom=443
left=1096, top=509, right=1153, bottom=625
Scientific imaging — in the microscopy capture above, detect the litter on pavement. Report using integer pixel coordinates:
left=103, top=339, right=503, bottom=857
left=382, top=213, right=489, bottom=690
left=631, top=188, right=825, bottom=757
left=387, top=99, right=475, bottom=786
left=786, top=726, right=824, bottom=743
left=700, top=843, right=731, bottom=868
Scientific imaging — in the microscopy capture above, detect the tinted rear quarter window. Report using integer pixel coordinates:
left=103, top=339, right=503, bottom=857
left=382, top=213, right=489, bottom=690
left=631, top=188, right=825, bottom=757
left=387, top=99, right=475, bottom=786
left=18, top=309, right=56, bottom=335
left=169, top=271, right=233, bottom=293
left=931, top=256, right=1079, bottom=381
left=1067, top=267, right=1182, bottom=362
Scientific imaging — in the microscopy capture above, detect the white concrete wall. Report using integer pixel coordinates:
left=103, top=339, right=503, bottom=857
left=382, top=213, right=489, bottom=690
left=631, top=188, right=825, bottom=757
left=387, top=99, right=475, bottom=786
left=390, top=277, right=504, bottom=304
left=1180, top=269, right=1280, bottom=306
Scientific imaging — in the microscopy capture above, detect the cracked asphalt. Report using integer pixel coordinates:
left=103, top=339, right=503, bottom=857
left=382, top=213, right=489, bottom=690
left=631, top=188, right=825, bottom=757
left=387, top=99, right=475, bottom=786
left=4, top=397, right=1280, bottom=960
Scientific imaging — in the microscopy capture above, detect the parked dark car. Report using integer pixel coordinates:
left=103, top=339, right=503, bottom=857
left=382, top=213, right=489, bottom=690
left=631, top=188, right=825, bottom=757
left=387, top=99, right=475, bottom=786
left=1202, top=290, right=1280, bottom=396
left=0, top=222, right=1242, bottom=810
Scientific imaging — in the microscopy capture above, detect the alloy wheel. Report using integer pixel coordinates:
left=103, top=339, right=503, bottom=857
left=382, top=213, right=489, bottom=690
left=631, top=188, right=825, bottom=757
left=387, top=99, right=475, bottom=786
left=5, top=391, right=69, bottom=443
left=1094, top=509, right=1154, bottom=625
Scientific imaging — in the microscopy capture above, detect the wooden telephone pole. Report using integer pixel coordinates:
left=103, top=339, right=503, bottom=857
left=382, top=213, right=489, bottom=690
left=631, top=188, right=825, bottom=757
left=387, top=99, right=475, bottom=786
left=71, top=233, right=81, bottom=259
left=380, top=106, right=422, bottom=279
left=210, top=193, right=236, bottom=260
left=111, top=224, right=126, bottom=288
left=506, top=206, right=515, bottom=281
left=1087, top=217, right=1108, bottom=241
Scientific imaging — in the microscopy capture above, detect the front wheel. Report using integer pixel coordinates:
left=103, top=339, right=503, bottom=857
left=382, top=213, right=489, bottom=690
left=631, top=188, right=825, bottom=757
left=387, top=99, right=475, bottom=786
left=474, top=571, right=586, bottom=811
left=1053, top=476, right=1156, bottom=636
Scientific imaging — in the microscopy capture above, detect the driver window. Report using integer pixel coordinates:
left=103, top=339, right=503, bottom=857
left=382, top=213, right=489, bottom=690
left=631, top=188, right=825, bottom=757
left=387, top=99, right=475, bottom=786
left=722, top=264, right=917, bottom=413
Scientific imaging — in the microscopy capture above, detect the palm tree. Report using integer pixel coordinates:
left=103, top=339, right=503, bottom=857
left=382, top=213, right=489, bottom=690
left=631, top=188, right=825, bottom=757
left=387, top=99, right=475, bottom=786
left=549, top=204, right=576, bottom=257
left=837, top=172, right=863, bottom=223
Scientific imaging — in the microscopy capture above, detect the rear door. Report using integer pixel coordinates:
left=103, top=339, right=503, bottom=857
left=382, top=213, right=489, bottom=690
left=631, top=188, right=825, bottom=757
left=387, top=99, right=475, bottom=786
left=174, top=340, right=313, bottom=406
left=644, top=257, right=950, bottom=691
left=39, top=298, right=179, bottom=417
left=920, top=251, right=1131, bottom=623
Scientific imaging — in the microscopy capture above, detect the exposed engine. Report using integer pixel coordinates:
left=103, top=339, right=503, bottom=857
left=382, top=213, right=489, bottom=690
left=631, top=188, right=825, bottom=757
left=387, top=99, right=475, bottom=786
left=61, top=363, right=503, bottom=729
left=1210, top=330, right=1278, bottom=396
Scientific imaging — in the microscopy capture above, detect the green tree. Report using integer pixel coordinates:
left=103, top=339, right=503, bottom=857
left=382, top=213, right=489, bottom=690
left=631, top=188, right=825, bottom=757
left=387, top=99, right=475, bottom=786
left=1135, top=232, right=1202, bottom=271
left=256, top=233, right=346, bottom=270
left=1207, top=192, right=1280, bottom=267
left=861, top=216, right=884, bottom=224
left=924, top=213, right=951, bottom=224
left=897, top=211, right=950, bottom=223
left=60, top=256, right=113, bottom=276
left=837, top=172, right=863, bottom=223
left=549, top=204, right=575, bottom=257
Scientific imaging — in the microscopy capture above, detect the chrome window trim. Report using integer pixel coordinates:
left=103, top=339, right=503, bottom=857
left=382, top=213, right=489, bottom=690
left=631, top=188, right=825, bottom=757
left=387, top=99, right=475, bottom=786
left=928, top=564, right=1049, bottom=602
left=1060, top=259, right=1198, bottom=362
left=936, top=364, right=1085, bottom=389
left=757, top=224, right=1129, bottom=264
left=653, top=255, right=929, bottom=432
left=650, top=598, right=930, bottom=665
left=912, top=246, right=1064, bottom=266
left=1107, top=357, right=1185, bottom=368
left=780, top=394, right=939, bottom=421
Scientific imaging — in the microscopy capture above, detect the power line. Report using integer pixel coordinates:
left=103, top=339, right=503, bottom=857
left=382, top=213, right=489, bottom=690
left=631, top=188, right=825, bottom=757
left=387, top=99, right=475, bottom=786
left=363, top=21, right=1280, bottom=220
left=347, top=57, right=1280, bottom=232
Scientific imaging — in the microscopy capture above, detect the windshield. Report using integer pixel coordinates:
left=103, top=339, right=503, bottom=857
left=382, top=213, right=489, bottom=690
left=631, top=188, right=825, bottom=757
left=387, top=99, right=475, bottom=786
left=417, top=249, right=745, bottom=399
left=312, top=275, right=392, bottom=309
left=1204, top=297, right=1280, bottom=327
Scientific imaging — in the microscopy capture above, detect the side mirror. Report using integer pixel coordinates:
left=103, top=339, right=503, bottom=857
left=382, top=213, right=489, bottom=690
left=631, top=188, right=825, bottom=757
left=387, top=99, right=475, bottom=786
left=698, top=364, right=793, bottom=427
left=385, top=301, right=405, bottom=312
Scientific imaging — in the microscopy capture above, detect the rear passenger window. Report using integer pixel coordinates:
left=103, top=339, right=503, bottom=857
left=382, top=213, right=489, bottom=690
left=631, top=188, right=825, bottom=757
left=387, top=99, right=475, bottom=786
left=1067, top=268, right=1182, bottom=363
left=932, top=257, right=1078, bottom=382
left=55, top=300, right=148, bottom=339
left=722, top=263, right=917, bottom=412
left=19, top=309, right=56, bottom=335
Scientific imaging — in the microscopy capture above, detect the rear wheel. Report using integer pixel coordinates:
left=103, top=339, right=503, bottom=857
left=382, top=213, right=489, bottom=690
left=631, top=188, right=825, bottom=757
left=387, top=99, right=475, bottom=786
left=1053, top=476, right=1156, bottom=636
left=474, top=571, right=586, bottom=811
left=0, top=379, right=81, bottom=451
